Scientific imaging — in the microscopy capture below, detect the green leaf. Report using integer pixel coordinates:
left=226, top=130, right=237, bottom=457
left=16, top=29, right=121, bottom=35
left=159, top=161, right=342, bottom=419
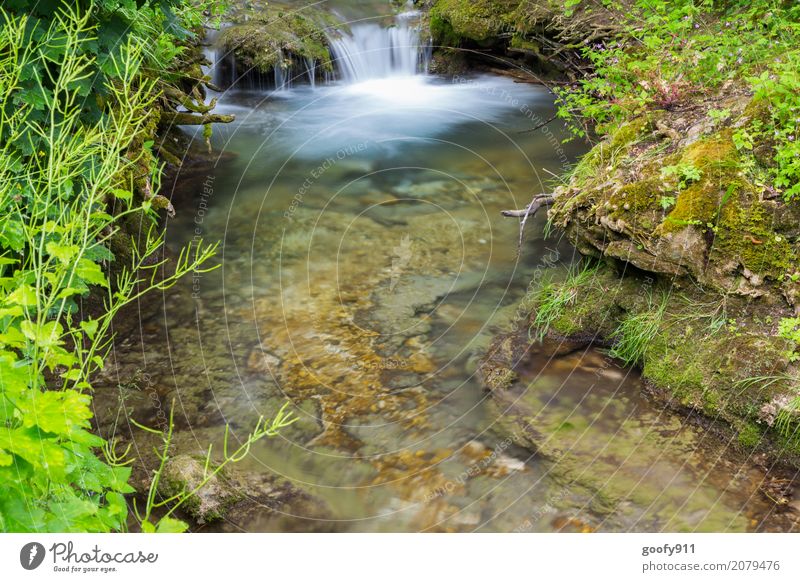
left=112, top=189, right=132, bottom=202
left=0, top=352, right=32, bottom=397
left=7, top=284, right=37, bottom=307
left=0, top=428, right=66, bottom=477
left=20, top=390, right=92, bottom=436
left=80, top=319, right=98, bottom=339
left=75, top=259, right=108, bottom=288
left=155, top=517, right=189, bottom=533
left=46, top=241, right=79, bottom=264
left=20, top=320, right=63, bottom=348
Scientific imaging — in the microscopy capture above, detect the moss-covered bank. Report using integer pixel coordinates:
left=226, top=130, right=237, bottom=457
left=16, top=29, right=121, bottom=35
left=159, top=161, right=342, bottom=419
left=426, top=0, right=800, bottom=468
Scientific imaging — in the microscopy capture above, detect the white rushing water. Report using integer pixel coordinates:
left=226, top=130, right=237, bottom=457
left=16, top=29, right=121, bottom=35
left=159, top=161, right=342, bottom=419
left=198, top=5, right=550, bottom=158
left=327, top=11, right=426, bottom=83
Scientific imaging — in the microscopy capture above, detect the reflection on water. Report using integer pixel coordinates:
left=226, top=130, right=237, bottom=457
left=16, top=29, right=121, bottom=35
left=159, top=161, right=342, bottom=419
left=95, top=67, right=788, bottom=531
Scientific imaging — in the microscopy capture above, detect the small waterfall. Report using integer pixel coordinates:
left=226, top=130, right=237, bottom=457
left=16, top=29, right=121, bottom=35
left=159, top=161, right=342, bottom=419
left=304, top=58, right=317, bottom=88
left=200, top=26, right=226, bottom=90
left=327, top=10, right=427, bottom=83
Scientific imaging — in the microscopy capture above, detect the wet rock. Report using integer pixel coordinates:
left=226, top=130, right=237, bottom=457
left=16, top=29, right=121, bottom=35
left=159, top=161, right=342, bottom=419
left=604, top=239, right=686, bottom=276
left=246, top=348, right=281, bottom=375
left=160, top=455, right=244, bottom=524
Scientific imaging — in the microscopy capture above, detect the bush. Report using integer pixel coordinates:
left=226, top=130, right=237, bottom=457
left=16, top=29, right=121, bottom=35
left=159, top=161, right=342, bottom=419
left=0, top=2, right=220, bottom=532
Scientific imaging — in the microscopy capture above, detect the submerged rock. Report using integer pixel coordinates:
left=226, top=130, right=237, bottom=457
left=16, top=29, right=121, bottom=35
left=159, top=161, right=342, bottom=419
left=159, top=453, right=333, bottom=528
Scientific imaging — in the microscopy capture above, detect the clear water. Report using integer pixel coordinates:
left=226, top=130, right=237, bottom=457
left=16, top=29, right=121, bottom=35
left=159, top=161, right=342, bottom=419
left=95, top=11, right=791, bottom=532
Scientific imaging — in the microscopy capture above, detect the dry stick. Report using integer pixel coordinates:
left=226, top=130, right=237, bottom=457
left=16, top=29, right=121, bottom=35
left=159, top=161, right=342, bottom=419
left=517, top=114, right=558, bottom=134
left=501, top=194, right=555, bottom=248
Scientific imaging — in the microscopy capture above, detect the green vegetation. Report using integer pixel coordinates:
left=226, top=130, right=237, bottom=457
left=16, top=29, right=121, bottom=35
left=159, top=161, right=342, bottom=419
left=529, top=261, right=600, bottom=341
left=132, top=402, right=297, bottom=533
left=0, top=0, right=288, bottom=533
left=608, top=292, right=668, bottom=366
left=219, top=1, right=336, bottom=76
left=556, top=1, right=800, bottom=201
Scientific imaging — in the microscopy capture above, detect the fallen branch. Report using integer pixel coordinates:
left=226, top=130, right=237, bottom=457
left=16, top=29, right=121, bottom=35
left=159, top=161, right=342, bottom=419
left=502, top=194, right=555, bottom=249
left=501, top=194, right=554, bottom=218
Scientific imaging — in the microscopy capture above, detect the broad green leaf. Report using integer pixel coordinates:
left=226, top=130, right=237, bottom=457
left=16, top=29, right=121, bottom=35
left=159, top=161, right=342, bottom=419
left=0, top=352, right=30, bottom=397
left=46, top=241, right=80, bottom=264
left=75, top=259, right=108, bottom=288
left=0, top=325, right=27, bottom=350
left=6, top=284, right=37, bottom=307
left=20, top=320, right=63, bottom=347
left=155, top=517, right=188, bottom=533
left=0, top=428, right=66, bottom=477
left=80, top=319, right=98, bottom=339
left=20, top=389, right=92, bottom=436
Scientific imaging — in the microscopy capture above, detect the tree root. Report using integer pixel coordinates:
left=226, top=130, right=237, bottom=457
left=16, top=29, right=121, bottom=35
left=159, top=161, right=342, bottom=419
left=159, top=111, right=235, bottom=126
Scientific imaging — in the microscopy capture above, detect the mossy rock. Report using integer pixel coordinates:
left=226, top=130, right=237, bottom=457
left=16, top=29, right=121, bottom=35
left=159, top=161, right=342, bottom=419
left=159, top=454, right=244, bottom=523
left=429, top=0, right=518, bottom=44
left=220, top=2, right=336, bottom=76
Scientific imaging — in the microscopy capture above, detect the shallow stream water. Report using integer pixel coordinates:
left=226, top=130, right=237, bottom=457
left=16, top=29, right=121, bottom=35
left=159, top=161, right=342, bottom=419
left=93, top=4, right=792, bottom=532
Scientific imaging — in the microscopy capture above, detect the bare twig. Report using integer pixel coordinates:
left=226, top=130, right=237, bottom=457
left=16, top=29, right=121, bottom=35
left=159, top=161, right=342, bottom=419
left=502, top=194, right=555, bottom=248
left=517, top=114, right=558, bottom=134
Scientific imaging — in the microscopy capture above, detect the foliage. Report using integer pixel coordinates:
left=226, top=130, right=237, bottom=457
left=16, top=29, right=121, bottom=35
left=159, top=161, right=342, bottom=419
left=777, top=317, right=800, bottom=362
left=1, top=0, right=226, bottom=156
left=556, top=1, right=800, bottom=200
left=530, top=261, right=600, bottom=341
left=0, top=2, right=225, bottom=533
left=661, top=163, right=702, bottom=189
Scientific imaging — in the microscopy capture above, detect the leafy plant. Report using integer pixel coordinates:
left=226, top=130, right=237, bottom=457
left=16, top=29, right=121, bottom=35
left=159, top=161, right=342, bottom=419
left=777, top=317, right=800, bottom=362
left=661, top=163, right=702, bottom=189
left=0, top=2, right=224, bottom=533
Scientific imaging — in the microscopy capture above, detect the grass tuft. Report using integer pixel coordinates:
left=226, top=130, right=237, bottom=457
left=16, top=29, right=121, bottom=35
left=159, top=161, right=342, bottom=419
left=608, top=292, right=668, bottom=366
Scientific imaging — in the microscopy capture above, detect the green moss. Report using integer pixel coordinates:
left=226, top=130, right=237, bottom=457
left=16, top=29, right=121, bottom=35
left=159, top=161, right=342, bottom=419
left=609, top=178, right=662, bottom=215
left=714, top=190, right=796, bottom=279
left=737, top=422, right=763, bottom=449
left=220, top=6, right=335, bottom=74
left=681, top=130, right=738, bottom=170
left=658, top=132, right=740, bottom=233
left=641, top=332, right=705, bottom=402
left=661, top=179, right=725, bottom=232
left=429, top=0, right=516, bottom=43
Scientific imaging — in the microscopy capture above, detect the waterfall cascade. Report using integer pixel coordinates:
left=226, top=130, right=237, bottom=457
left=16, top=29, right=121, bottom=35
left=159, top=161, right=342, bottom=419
left=202, top=8, right=428, bottom=91
left=327, top=10, right=428, bottom=83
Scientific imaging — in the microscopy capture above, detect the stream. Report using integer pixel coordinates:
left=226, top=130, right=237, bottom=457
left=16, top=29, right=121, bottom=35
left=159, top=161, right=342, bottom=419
left=94, top=3, right=791, bottom=532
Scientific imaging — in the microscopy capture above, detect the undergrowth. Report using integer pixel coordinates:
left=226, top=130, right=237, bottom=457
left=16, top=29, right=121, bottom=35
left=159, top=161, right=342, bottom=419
left=0, top=1, right=286, bottom=534
left=530, top=260, right=600, bottom=341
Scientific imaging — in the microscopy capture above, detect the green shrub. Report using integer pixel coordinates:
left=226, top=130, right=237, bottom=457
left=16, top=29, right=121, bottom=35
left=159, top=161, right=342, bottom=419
left=0, top=2, right=221, bottom=533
